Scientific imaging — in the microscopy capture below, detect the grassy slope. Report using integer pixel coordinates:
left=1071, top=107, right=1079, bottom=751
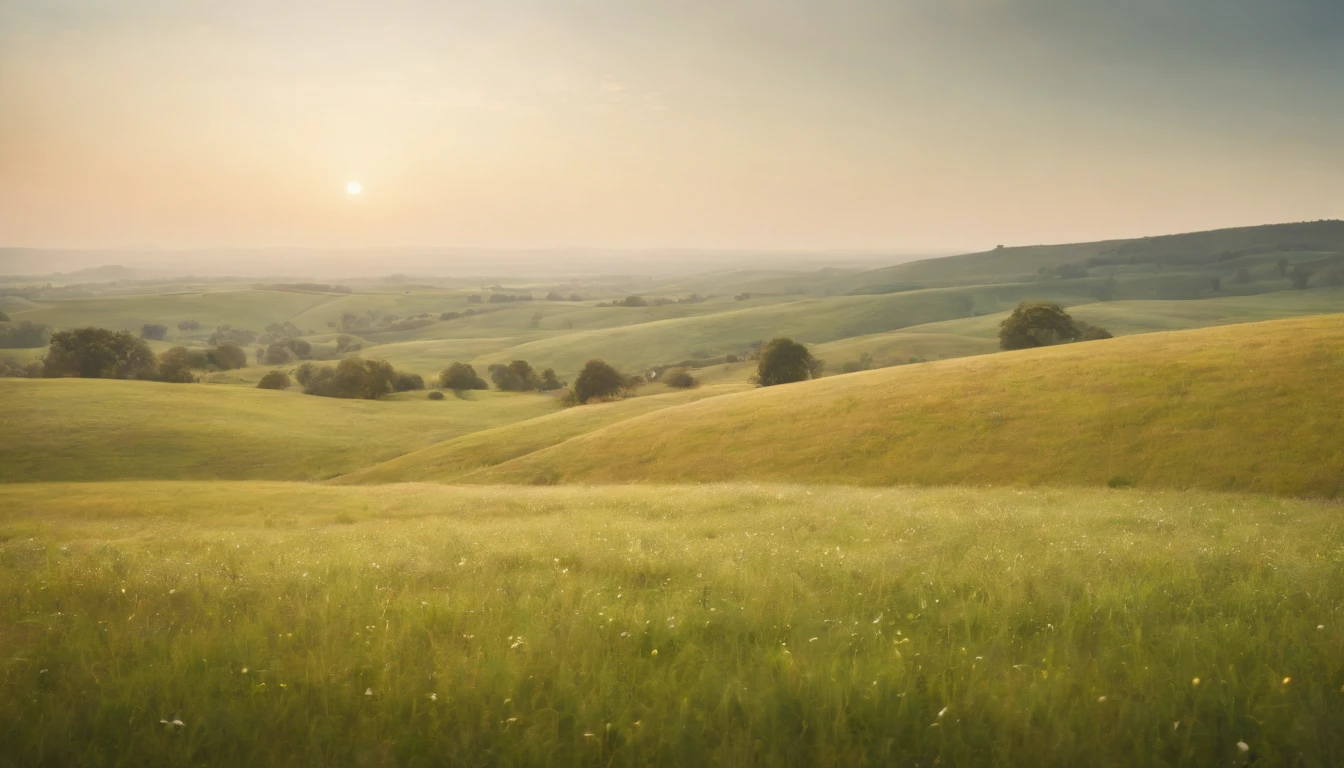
left=336, top=383, right=750, bottom=484
left=470, top=280, right=1105, bottom=375
left=472, top=315, right=1344, bottom=496
left=0, top=379, right=560, bottom=482
left=2, top=482, right=1340, bottom=766
left=821, top=288, right=1344, bottom=368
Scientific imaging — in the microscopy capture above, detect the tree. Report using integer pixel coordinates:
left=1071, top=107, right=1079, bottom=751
left=1290, top=267, right=1312, bottom=290
left=393, top=372, right=425, bottom=392
left=840, top=352, right=875, bottom=374
left=539, top=368, right=565, bottom=391
left=300, top=358, right=400, bottom=399
left=1277, top=257, right=1290, bottom=277
left=439, top=362, right=488, bottom=391
left=140, top=324, right=168, bottom=341
left=263, top=342, right=292, bottom=365
left=1210, top=276, right=1221, bottom=292
left=998, top=302, right=1082, bottom=351
left=489, top=360, right=542, bottom=391
left=210, top=343, right=248, bottom=370
left=177, top=320, right=201, bottom=331
left=1231, top=267, right=1252, bottom=284
left=756, top=337, right=817, bottom=386
left=257, top=371, right=292, bottom=390
left=44, top=327, right=158, bottom=379
left=573, top=359, right=626, bottom=403
left=0, top=321, right=52, bottom=349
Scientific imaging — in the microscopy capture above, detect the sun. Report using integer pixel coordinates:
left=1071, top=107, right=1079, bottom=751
left=346, top=181, right=362, bottom=196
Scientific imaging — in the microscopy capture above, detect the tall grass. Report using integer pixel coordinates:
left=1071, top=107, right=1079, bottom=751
left=2, top=482, right=1340, bottom=766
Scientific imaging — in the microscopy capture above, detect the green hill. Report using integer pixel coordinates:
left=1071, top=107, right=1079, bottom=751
left=0, top=379, right=560, bottom=482
left=466, top=314, right=1344, bottom=496
left=839, top=219, right=1344, bottom=292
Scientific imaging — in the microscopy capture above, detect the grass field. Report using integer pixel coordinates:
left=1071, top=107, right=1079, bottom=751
left=0, top=379, right=560, bottom=483
left=1, top=482, right=1340, bottom=766
left=474, top=315, right=1344, bottom=496
left=5, top=223, right=1344, bottom=765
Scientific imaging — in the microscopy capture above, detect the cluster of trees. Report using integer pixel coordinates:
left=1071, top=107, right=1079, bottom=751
left=998, top=302, right=1112, bottom=351
left=178, top=320, right=202, bottom=332
left=544, top=291, right=584, bottom=302
left=260, top=337, right=312, bottom=365
left=0, top=320, right=51, bottom=349
left=43, top=328, right=160, bottom=380
left=662, top=368, right=699, bottom=389
left=157, top=343, right=248, bottom=382
left=488, top=361, right=565, bottom=392
left=840, top=352, right=875, bottom=374
left=208, top=325, right=258, bottom=346
left=272, top=358, right=423, bottom=398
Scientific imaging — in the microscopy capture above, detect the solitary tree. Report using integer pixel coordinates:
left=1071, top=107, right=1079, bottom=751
left=756, top=337, right=817, bottom=386
left=998, top=302, right=1082, bottom=351
left=573, top=359, right=626, bottom=403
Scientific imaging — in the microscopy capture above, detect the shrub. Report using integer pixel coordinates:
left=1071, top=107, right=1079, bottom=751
left=998, top=302, right=1081, bottom=350
left=539, top=368, right=566, bottom=391
left=1231, top=267, right=1252, bottom=284
left=210, top=343, right=248, bottom=370
left=545, top=291, right=564, bottom=301
left=440, top=362, right=488, bottom=391
left=427, top=390, right=446, bottom=401
left=573, top=359, right=627, bottom=404
left=257, top=371, right=292, bottom=390
left=264, top=342, right=292, bottom=365
left=334, top=335, right=362, bottom=353
left=756, top=337, right=817, bottom=387
left=44, top=327, right=158, bottom=379
left=618, top=295, right=648, bottom=307
left=439, top=312, right=461, bottom=321
left=1078, top=323, right=1114, bottom=342
left=725, top=354, right=739, bottom=363
left=394, top=372, right=425, bottom=392
left=0, top=356, right=43, bottom=378
left=489, top=360, right=543, bottom=392
left=663, top=369, right=699, bottom=389
left=177, top=320, right=201, bottom=332
left=140, top=324, right=168, bottom=341
left=0, top=321, right=52, bottom=349
left=1290, top=267, right=1312, bottom=290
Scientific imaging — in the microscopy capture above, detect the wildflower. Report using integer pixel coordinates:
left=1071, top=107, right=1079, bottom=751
left=809, top=637, right=819, bottom=643
left=1192, top=677, right=1200, bottom=687
left=1318, top=625, right=1325, bottom=630
left=1237, top=741, right=1249, bottom=752
left=430, top=693, right=437, bottom=701
left=365, top=688, right=373, bottom=696
left=1173, top=722, right=1180, bottom=731
left=159, top=718, right=185, bottom=728
left=651, top=649, right=658, bottom=656
left=1097, top=696, right=1107, bottom=703
left=937, top=707, right=948, bottom=719
left=873, top=614, right=883, bottom=624
left=1282, top=677, right=1291, bottom=685
left=169, top=589, right=176, bottom=595
left=241, top=667, right=248, bottom=674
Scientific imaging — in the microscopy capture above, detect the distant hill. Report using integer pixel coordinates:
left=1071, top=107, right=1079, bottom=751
left=840, top=220, right=1344, bottom=294
left=465, top=314, right=1344, bottom=497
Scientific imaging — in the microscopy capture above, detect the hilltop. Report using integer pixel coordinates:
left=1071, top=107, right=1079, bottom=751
left=461, top=314, right=1344, bottom=496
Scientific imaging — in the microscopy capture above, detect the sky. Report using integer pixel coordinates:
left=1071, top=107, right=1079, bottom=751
left=1, top=0, right=1342, bottom=252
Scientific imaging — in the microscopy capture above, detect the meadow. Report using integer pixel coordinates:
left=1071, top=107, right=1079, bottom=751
left=2, top=483, right=1341, bottom=767
left=3, top=221, right=1344, bottom=766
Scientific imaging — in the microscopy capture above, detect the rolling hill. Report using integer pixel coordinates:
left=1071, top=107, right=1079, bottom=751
left=463, top=314, right=1344, bottom=496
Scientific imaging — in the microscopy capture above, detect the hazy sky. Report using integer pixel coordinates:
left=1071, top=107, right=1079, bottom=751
left=2, top=0, right=1342, bottom=251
